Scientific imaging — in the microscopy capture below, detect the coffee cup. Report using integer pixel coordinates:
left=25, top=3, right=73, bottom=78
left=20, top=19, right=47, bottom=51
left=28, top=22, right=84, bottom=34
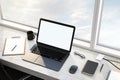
left=27, top=31, right=35, bottom=40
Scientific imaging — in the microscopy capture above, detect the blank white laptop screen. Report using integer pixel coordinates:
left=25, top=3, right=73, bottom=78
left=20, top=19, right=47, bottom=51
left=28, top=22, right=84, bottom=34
left=37, top=20, right=74, bottom=51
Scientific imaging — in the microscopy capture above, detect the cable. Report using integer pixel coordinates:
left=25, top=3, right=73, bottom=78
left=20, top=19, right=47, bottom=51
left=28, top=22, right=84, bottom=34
left=103, top=58, right=120, bottom=70
left=108, top=59, right=120, bottom=64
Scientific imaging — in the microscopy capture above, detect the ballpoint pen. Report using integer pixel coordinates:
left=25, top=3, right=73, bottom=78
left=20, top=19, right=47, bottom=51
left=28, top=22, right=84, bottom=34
left=12, top=36, right=20, bottom=38
left=11, top=45, right=17, bottom=51
left=100, top=64, right=104, bottom=72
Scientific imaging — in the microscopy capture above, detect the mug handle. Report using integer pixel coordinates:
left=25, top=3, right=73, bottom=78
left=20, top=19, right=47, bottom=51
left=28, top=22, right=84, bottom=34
left=33, top=33, right=35, bottom=39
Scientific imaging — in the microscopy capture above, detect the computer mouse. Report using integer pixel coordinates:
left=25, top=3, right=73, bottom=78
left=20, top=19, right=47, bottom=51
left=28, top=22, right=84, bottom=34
left=69, top=65, right=78, bottom=74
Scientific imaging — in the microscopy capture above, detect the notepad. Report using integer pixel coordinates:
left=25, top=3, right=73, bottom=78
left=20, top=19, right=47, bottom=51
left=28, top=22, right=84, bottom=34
left=107, top=70, right=120, bottom=80
left=3, top=37, right=26, bottom=55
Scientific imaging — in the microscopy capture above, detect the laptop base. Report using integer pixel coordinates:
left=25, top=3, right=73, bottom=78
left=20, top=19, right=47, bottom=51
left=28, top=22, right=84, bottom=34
left=22, top=52, right=68, bottom=71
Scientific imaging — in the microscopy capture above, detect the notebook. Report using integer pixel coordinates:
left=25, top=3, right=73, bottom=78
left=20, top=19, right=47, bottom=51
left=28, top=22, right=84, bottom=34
left=3, top=37, right=26, bottom=56
left=107, top=70, right=120, bottom=80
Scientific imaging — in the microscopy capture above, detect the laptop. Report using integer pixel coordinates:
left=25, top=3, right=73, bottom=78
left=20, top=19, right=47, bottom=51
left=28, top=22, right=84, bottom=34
left=23, top=18, right=75, bottom=71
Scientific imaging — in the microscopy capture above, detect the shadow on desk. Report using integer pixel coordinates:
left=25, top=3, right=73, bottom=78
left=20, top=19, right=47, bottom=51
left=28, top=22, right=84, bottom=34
left=0, top=64, right=44, bottom=80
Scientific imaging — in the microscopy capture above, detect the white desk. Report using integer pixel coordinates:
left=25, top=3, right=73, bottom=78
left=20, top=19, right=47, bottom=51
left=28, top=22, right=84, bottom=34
left=0, top=26, right=120, bottom=80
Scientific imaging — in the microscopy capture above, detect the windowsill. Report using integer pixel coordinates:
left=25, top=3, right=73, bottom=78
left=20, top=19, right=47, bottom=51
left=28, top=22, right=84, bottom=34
left=73, top=39, right=120, bottom=58
left=0, top=19, right=38, bottom=33
left=73, top=39, right=90, bottom=48
left=95, top=45, right=120, bottom=58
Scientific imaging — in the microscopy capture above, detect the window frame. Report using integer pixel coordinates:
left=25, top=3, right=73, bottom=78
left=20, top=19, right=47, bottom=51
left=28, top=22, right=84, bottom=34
left=91, top=0, right=120, bottom=58
left=0, top=0, right=120, bottom=58
left=97, top=0, right=120, bottom=51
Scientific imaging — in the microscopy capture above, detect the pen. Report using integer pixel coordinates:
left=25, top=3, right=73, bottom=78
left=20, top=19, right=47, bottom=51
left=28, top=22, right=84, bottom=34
left=12, top=36, right=21, bottom=38
left=100, top=64, right=104, bottom=72
left=11, top=45, right=17, bottom=51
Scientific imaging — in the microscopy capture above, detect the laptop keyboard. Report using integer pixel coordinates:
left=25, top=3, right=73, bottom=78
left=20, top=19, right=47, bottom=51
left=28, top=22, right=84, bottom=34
left=30, top=44, right=65, bottom=62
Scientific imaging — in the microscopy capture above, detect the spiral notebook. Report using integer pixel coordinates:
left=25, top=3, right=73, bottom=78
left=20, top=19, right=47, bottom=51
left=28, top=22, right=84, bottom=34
left=3, top=37, right=26, bottom=56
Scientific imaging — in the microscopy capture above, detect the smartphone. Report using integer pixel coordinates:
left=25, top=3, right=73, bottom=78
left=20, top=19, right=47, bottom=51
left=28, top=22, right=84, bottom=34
left=82, top=60, right=98, bottom=76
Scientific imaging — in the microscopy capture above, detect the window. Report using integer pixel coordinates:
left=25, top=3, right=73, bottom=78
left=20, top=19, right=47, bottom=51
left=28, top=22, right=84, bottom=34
left=98, top=0, right=120, bottom=50
left=0, top=0, right=120, bottom=58
left=0, top=0, right=95, bottom=41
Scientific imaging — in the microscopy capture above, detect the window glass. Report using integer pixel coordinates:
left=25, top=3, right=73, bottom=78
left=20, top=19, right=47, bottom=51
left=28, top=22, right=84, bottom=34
left=99, top=0, right=120, bottom=48
left=1, top=0, right=94, bottom=41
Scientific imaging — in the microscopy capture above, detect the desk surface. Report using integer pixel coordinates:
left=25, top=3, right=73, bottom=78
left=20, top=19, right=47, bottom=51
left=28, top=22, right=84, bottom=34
left=0, top=26, right=120, bottom=80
